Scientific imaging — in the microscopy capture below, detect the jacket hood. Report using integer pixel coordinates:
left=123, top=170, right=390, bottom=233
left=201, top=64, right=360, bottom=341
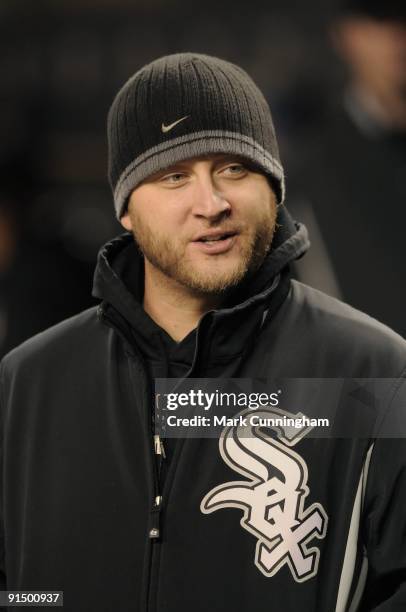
left=93, top=206, right=308, bottom=310
left=92, top=206, right=309, bottom=369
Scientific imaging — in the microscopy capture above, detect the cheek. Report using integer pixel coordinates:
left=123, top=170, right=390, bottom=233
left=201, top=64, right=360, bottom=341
left=155, top=203, right=191, bottom=239
left=131, top=201, right=167, bottom=231
left=228, top=179, right=276, bottom=220
left=238, top=196, right=276, bottom=226
left=151, top=191, right=189, bottom=222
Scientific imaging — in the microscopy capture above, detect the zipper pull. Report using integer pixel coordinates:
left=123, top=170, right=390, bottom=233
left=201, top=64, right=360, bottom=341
left=154, top=434, right=166, bottom=458
left=149, top=496, right=162, bottom=539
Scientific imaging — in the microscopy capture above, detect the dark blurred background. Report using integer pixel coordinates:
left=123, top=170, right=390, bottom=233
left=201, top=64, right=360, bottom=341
left=1, top=0, right=405, bottom=356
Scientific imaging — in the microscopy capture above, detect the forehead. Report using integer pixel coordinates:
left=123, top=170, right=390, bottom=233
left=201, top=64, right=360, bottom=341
left=151, top=154, right=260, bottom=177
left=138, top=154, right=259, bottom=186
left=165, top=153, right=248, bottom=168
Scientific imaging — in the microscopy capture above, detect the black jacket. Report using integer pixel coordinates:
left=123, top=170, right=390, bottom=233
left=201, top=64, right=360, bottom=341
left=1, top=209, right=406, bottom=612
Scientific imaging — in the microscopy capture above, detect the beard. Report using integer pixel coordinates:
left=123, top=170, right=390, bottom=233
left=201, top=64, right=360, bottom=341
left=129, top=208, right=277, bottom=296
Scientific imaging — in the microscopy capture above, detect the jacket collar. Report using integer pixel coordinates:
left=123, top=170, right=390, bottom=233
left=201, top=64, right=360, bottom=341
left=92, top=206, right=309, bottom=365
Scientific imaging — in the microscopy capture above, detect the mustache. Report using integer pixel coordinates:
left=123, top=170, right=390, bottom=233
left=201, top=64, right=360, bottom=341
left=190, top=224, right=245, bottom=238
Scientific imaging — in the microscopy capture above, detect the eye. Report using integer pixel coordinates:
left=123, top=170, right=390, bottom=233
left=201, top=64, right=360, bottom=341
left=160, top=172, right=187, bottom=184
left=221, top=163, right=247, bottom=177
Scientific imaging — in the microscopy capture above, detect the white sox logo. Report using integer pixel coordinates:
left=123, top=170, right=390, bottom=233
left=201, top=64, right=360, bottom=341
left=201, top=409, right=328, bottom=582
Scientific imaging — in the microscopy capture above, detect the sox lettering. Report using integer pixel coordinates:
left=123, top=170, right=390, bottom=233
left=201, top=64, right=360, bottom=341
left=201, top=409, right=328, bottom=582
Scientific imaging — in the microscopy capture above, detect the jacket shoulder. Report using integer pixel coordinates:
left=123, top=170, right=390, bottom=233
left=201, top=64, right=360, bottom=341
left=288, top=281, right=406, bottom=373
left=0, top=307, right=106, bottom=378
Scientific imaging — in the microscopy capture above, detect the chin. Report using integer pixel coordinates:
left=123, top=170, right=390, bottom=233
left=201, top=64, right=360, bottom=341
left=181, top=264, right=248, bottom=294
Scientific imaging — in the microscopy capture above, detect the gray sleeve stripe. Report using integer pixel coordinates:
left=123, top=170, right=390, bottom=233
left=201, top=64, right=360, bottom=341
left=334, top=443, right=374, bottom=612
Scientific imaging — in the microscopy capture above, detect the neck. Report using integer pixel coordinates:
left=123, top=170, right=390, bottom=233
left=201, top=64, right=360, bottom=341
left=143, top=260, right=221, bottom=342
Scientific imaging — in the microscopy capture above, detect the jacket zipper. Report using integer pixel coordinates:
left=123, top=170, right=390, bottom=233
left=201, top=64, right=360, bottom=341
left=144, top=318, right=213, bottom=610
left=146, top=403, right=166, bottom=611
left=149, top=435, right=165, bottom=539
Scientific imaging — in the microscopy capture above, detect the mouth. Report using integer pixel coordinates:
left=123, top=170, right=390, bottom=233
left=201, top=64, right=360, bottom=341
left=191, top=231, right=239, bottom=254
left=193, top=230, right=237, bottom=243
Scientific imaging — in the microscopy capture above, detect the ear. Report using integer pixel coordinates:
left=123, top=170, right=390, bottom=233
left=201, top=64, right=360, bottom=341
left=120, top=211, right=133, bottom=231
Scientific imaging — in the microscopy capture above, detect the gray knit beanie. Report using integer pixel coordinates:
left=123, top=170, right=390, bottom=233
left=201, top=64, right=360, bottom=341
left=107, top=53, right=285, bottom=219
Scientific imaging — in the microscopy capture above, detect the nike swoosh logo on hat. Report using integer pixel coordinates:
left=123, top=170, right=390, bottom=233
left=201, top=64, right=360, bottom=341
left=161, top=115, right=190, bottom=133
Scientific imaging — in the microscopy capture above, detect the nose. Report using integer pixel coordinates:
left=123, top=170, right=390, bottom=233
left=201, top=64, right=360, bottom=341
left=191, top=173, right=231, bottom=221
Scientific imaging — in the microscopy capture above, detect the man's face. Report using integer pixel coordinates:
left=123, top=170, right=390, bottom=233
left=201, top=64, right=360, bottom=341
left=121, top=154, right=278, bottom=295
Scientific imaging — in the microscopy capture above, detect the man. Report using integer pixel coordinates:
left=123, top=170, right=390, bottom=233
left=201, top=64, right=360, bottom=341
left=0, top=53, right=405, bottom=611
left=287, top=0, right=406, bottom=336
